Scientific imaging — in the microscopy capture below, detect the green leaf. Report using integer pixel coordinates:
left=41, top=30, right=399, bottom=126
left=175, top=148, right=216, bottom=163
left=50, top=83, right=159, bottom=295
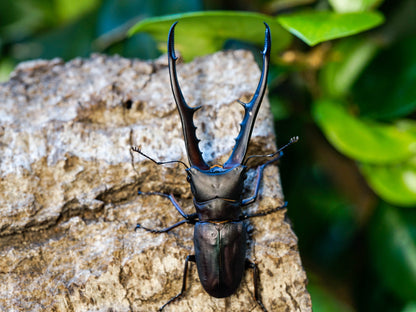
left=312, top=99, right=416, bottom=163
left=370, top=203, right=416, bottom=302
left=329, top=0, right=384, bottom=13
left=128, top=11, right=292, bottom=61
left=352, top=36, right=416, bottom=120
left=308, top=281, right=354, bottom=312
left=320, top=37, right=378, bottom=98
left=277, top=11, right=384, bottom=46
left=361, top=158, right=416, bottom=206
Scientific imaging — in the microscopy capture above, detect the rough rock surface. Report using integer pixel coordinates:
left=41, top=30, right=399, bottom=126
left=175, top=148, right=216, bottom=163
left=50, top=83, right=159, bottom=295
left=0, top=51, right=311, bottom=312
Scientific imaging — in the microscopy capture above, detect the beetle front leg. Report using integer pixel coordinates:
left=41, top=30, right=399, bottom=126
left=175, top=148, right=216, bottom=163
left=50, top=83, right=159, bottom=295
left=160, top=255, right=196, bottom=311
left=246, top=260, right=268, bottom=312
left=136, top=219, right=192, bottom=233
left=136, top=191, right=197, bottom=233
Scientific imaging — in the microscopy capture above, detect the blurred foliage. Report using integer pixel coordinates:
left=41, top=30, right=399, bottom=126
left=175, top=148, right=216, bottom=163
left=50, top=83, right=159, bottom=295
left=1, top=0, right=416, bottom=311
left=128, top=11, right=292, bottom=61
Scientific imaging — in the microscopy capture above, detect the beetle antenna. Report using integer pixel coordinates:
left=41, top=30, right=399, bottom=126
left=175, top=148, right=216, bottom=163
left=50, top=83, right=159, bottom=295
left=243, top=136, right=299, bottom=166
left=131, top=146, right=189, bottom=169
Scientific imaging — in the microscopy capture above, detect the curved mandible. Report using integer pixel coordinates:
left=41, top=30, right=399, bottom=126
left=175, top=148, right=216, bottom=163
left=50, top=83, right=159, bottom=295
left=223, top=23, right=271, bottom=169
left=168, top=22, right=210, bottom=170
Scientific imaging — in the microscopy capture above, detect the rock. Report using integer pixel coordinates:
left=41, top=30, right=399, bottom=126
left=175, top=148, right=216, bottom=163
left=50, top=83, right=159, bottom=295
left=0, top=51, right=311, bottom=311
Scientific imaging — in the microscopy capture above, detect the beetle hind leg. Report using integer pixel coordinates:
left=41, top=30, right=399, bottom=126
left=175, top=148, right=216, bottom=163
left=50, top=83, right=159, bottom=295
left=160, top=255, right=196, bottom=311
left=246, top=260, right=268, bottom=312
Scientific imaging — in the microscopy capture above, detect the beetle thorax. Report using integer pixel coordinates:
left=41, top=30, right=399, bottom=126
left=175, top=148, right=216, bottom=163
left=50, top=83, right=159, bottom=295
left=186, top=165, right=246, bottom=221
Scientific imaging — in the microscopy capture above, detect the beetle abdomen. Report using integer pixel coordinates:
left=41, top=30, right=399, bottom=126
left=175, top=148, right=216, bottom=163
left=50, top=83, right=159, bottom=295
left=194, top=221, right=248, bottom=298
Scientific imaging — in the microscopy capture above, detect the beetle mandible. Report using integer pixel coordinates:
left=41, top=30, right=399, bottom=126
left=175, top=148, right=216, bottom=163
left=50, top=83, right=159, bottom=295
left=132, top=21, right=298, bottom=312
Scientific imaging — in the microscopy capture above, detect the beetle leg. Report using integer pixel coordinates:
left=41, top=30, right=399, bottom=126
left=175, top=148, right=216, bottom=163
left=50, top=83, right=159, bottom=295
left=246, top=260, right=268, bottom=312
left=160, top=255, right=196, bottom=311
left=136, top=219, right=192, bottom=233
left=242, top=136, right=299, bottom=207
left=138, top=191, right=195, bottom=219
left=137, top=191, right=198, bottom=232
left=241, top=153, right=282, bottom=206
left=241, top=202, right=287, bottom=220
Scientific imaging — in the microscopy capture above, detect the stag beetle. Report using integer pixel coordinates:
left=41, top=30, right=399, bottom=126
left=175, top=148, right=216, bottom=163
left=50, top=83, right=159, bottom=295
left=132, top=21, right=298, bottom=312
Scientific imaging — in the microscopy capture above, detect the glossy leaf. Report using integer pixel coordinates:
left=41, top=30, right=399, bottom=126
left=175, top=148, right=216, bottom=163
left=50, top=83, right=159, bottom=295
left=329, top=0, right=384, bottom=13
left=312, top=99, right=416, bottom=163
left=360, top=120, right=416, bottom=207
left=277, top=11, right=384, bottom=46
left=370, top=204, right=416, bottom=301
left=361, top=158, right=416, bottom=206
left=128, top=11, right=292, bottom=61
left=320, top=37, right=378, bottom=98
